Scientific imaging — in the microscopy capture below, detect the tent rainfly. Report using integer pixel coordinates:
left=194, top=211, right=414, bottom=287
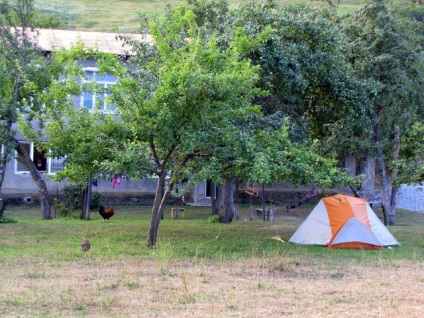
left=289, top=194, right=400, bottom=249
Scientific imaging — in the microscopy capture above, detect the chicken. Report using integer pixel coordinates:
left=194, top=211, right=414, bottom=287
left=98, top=205, right=115, bottom=220
left=81, top=237, right=91, bottom=251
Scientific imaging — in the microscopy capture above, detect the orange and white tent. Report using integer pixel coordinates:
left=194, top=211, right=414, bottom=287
left=289, top=194, right=400, bottom=249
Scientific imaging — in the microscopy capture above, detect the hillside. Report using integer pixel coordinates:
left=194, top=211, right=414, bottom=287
left=34, top=0, right=365, bottom=32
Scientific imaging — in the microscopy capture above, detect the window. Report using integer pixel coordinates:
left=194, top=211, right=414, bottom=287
left=15, top=142, right=65, bottom=174
left=205, top=180, right=212, bottom=198
left=81, top=68, right=117, bottom=113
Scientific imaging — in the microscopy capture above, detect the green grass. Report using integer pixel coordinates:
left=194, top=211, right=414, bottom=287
left=1, top=203, right=423, bottom=263
left=33, top=0, right=367, bottom=32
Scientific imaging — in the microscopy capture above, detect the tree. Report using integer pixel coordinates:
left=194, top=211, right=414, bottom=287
left=186, top=0, right=364, bottom=218
left=108, top=7, right=264, bottom=246
left=44, top=108, right=126, bottom=219
left=0, top=0, right=66, bottom=219
left=33, top=44, right=129, bottom=220
left=343, top=0, right=424, bottom=224
left=394, top=122, right=424, bottom=186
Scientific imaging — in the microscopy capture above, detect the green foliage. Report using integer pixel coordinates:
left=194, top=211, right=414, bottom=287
left=0, top=0, right=75, bottom=157
left=53, top=198, right=71, bottom=217
left=45, top=107, right=128, bottom=184
left=0, top=216, right=17, bottom=223
left=105, top=5, right=265, bottom=188
left=345, top=1, right=424, bottom=160
left=54, top=185, right=102, bottom=217
left=179, top=1, right=357, bottom=189
left=213, top=1, right=369, bottom=144
left=31, top=10, right=67, bottom=28
left=55, top=185, right=101, bottom=216
left=337, top=0, right=424, bottom=223
left=61, top=184, right=83, bottom=211
left=90, top=191, right=101, bottom=210
left=0, top=0, right=72, bottom=219
left=394, top=122, right=424, bottom=185
left=208, top=215, right=221, bottom=223
left=343, top=0, right=424, bottom=160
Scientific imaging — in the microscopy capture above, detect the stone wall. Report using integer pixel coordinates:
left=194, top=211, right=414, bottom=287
left=396, top=184, right=424, bottom=212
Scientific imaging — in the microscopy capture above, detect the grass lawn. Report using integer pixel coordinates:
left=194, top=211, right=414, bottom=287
left=0, top=202, right=423, bottom=317
left=34, top=0, right=367, bottom=32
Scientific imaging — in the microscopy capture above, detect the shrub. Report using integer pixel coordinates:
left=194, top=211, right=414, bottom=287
left=0, top=217, right=17, bottom=224
left=90, top=191, right=102, bottom=210
left=208, top=215, right=221, bottom=223
left=62, top=185, right=83, bottom=211
left=56, top=185, right=103, bottom=217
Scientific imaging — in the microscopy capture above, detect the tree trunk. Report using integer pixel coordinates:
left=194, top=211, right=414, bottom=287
left=147, top=174, right=172, bottom=247
left=0, top=160, right=7, bottom=218
left=375, top=149, right=395, bottom=225
left=82, top=176, right=92, bottom=220
left=0, top=198, right=7, bottom=218
left=221, top=177, right=235, bottom=223
left=374, top=121, right=402, bottom=226
left=373, top=116, right=397, bottom=225
left=16, top=143, right=52, bottom=219
left=0, top=158, right=6, bottom=191
left=211, top=182, right=222, bottom=216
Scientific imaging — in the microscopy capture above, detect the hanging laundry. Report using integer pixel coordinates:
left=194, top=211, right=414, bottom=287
left=112, top=177, right=121, bottom=189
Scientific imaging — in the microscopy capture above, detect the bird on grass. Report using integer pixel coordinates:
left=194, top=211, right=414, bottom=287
left=81, top=237, right=91, bottom=251
left=98, top=205, right=115, bottom=220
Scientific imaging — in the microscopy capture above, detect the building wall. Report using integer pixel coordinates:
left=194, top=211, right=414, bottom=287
left=2, top=159, right=67, bottom=196
left=2, top=152, right=203, bottom=206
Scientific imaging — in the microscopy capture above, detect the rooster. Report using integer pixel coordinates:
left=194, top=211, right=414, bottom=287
left=98, top=205, right=115, bottom=220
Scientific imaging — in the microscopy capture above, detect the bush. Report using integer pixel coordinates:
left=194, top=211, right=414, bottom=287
left=208, top=215, right=221, bottom=223
left=90, top=192, right=102, bottom=210
left=62, top=185, right=82, bottom=211
left=54, top=198, right=71, bottom=217
left=0, top=217, right=17, bottom=224
left=56, top=185, right=102, bottom=217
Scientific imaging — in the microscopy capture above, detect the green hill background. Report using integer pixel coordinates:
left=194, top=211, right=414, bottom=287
left=34, top=0, right=365, bottom=32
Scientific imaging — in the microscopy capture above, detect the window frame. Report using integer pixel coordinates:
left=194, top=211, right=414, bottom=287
left=81, top=67, right=117, bottom=113
left=14, top=142, right=65, bottom=175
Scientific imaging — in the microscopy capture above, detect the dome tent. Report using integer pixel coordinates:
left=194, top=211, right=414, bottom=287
left=289, top=194, right=400, bottom=249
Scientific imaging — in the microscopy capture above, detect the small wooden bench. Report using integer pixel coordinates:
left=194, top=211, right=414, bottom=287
left=256, top=208, right=274, bottom=222
left=171, top=208, right=185, bottom=219
left=256, top=208, right=268, bottom=215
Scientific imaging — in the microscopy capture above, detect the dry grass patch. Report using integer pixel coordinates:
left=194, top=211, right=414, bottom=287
left=1, top=256, right=423, bottom=317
